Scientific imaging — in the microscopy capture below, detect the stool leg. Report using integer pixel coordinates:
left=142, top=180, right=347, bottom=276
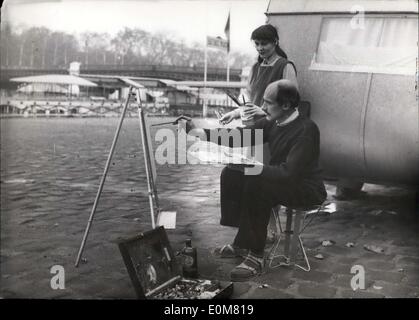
left=267, top=208, right=284, bottom=268
left=295, top=236, right=311, bottom=272
left=290, top=211, right=302, bottom=264
left=275, top=209, right=283, bottom=234
left=283, top=208, right=293, bottom=258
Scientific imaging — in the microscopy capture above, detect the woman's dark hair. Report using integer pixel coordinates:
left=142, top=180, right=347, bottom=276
left=251, top=24, right=288, bottom=62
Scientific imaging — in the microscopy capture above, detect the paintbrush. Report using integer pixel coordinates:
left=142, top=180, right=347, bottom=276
left=225, top=90, right=243, bottom=107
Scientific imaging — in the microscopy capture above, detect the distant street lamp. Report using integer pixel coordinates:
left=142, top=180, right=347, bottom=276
left=84, top=39, right=89, bottom=66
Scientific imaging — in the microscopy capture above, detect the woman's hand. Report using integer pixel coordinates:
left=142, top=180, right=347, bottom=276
left=219, top=110, right=240, bottom=124
left=243, top=103, right=267, bottom=119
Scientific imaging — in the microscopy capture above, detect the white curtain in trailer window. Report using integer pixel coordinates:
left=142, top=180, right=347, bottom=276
left=311, top=17, right=418, bottom=75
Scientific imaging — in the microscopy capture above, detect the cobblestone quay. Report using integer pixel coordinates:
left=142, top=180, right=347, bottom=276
left=1, top=118, right=418, bottom=298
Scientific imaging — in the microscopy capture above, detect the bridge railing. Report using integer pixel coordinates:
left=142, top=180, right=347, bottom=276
left=1, top=64, right=243, bottom=84
left=82, top=64, right=242, bottom=74
left=1, top=64, right=242, bottom=74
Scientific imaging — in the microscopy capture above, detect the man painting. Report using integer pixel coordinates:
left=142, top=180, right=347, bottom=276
left=185, top=79, right=327, bottom=281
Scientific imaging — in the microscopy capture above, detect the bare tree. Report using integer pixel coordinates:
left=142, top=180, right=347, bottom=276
left=0, top=23, right=13, bottom=67
left=1, top=24, right=253, bottom=70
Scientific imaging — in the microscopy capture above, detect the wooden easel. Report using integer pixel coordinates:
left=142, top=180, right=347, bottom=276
left=75, top=78, right=186, bottom=267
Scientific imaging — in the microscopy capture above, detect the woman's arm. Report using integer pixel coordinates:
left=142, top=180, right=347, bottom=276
left=283, top=63, right=299, bottom=89
left=219, top=109, right=241, bottom=124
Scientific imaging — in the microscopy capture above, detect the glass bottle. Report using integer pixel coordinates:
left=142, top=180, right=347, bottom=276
left=182, top=239, right=198, bottom=278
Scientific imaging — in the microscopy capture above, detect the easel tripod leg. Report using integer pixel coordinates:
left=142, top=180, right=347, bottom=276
left=138, top=103, right=157, bottom=228
left=75, top=86, right=133, bottom=267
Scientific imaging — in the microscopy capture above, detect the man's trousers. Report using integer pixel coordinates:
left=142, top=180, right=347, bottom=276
left=220, top=166, right=326, bottom=254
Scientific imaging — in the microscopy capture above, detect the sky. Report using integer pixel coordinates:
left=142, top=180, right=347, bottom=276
left=2, top=0, right=270, bottom=55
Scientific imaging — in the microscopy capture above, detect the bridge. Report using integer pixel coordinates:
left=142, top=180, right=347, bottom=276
left=0, top=64, right=243, bottom=88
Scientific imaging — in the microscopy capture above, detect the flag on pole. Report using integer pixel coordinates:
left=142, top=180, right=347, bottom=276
left=224, top=12, right=230, bottom=53
left=207, top=36, right=228, bottom=50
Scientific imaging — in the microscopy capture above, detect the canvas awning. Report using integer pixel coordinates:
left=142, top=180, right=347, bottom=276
left=17, top=83, right=71, bottom=94
left=10, top=74, right=98, bottom=87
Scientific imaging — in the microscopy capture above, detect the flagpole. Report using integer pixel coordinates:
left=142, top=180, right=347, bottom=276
left=202, top=1, right=209, bottom=118
left=204, top=39, right=208, bottom=86
left=226, top=51, right=230, bottom=82
left=203, top=36, right=208, bottom=117
left=225, top=10, right=231, bottom=82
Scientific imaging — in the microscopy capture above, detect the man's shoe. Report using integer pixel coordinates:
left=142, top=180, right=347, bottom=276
left=230, top=252, right=264, bottom=282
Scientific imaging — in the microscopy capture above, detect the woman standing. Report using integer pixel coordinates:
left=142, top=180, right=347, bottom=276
left=220, top=24, right=298, bottom=125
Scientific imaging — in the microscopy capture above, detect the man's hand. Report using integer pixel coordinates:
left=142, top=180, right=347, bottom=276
left=228, top=163, right=264, bottom=175
left=180, top=118, right=205, bottom=137
left=243, top=103, right=267, bottom=119
left=185, top=119, right=196, bottom=133
left=243, top=162, right=264, bottom=176
left=219, top=110, right=240, bottom=124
